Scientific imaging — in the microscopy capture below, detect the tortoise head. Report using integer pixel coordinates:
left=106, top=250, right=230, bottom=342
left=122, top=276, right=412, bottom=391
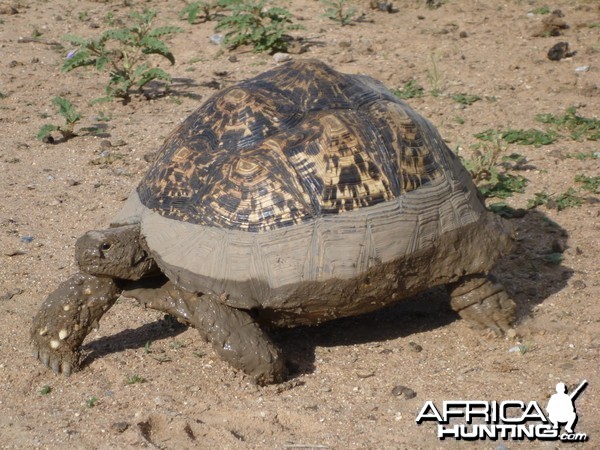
left=75, top=224, right=157, bottom=280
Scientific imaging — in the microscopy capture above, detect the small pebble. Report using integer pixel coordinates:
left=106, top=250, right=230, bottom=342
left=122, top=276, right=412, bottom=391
left=273, top=52, right=292, bottom=63
left=356, top=369, right=375, bottom=379
left=408, top=341, right=423, bottom=353
left=459, top=31, right=468, bottom=38
left=228, top=55, right=238, bottom=63
left=111, top=422, right=129, bottom=433
left=209, top=34, right=223, bottom=45
left=575, top=66, right=589, bottom=73
left=66, top=178, right=81, bottom=187
left=391, top=385, right=417, bottom=399
left=5, top=249, right=25, bottom=257
left=20, top=236, right=34, bottom=243
left=571, top=280, right=586, bottom=290
left=1, top=288, right=23, bottom=301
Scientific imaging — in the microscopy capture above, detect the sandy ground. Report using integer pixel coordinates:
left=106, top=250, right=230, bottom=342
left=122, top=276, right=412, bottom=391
left=0, top=0, right=599, bottom=448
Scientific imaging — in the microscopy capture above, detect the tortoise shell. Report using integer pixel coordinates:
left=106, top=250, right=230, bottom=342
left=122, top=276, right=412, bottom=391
left=115, top=59, right=510, bottom=323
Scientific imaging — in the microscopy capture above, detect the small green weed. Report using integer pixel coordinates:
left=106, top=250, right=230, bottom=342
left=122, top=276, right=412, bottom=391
left=574, top=174, right=600, bottom=193
left=39, top=385, right=52, bottom=395
left=530, top=6, right=551, bottom=15
left=475, top=128, right=557, bottom=147
left=528, top=188, right=585, bottom=211
left=180, top=0, right=225, bottom=23
left=87, top=396, right=99, bottom=408
left=455, top=116, right=465, bottom=125
left=565, top=151, right=599, bottom=160
left=215, top=0, right=303, bottom=53
left=487, top=203, right=524, bottom=219
left=427, top=54, right=442, bottom=97
left=392, top=80, right=424, bottom=99
left=170, top=340, right=186, bottom=349
left=126, top=374, right=147, bottom=385
left=452, top=92, right=481, bottom=106
left=37, top=97, right=82, bottom=141
left=478, top=173, right=528, bottom=199
left=321, top=0, right=356, bottom=26
left=536, top=106, right=600, bottom=141
left=62, top=9, right=183, bottom=102
left=543, top=253, right=564, bottom=265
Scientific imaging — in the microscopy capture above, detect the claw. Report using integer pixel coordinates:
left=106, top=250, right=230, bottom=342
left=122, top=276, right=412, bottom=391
left=40, top=350, right=50, bottom=367
left=50, top=358, right=60, bottom=374
left=61, top=361, right=72, bottom=376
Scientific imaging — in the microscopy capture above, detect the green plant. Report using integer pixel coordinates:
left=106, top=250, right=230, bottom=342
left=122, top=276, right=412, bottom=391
left=474, top=128, right=556, bottom=147
left=487, top=203, right=523, bottom=219
left=39, top=385, right=52, bottom=395
left=536, top=106, right=600, bottom=141
left=427, top=54, right=441, bottom=97
left=528, top=188, right=585, bottom=211
left=452, top=92, right=481, bottom=106
left=544, top=253, right=564, bottom=265
left=321, top=0, right=355, bottom=26
left=478, top=173, right=527, bottom=199
left=575, top=174, right=599, bottom=193
left=37, top=97, right=82, bottom=141
left=565, top=151, right=599, bottom=160
left=87, top=396, right=99, bottom=408
left=392, top=80, right=424, bottom=99
left=180, top=0, right=225, bottom=23
left=62, top=9, right=183, bottom=102
left=530, top=6, right=551, bottom=14
left=216, top=0, right=302, bottom=53
left=126, top=374, right=147, bottom=385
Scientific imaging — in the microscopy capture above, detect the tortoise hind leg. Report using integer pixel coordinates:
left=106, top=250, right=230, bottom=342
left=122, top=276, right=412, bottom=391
left=122, top=280, right=286, bottom=385
left=448, top=275, right=516, bottom=336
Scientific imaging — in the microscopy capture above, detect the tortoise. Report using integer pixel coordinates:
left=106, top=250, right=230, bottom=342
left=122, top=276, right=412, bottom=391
left=31, top=59, right=515, bottom=384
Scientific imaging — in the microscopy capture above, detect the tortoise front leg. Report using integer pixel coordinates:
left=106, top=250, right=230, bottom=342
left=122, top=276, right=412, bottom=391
left=31, top=273, right=121, bottom=375
left=123, top=280, right=286, bottom=385
left=448, top=275, right=516, bottom=336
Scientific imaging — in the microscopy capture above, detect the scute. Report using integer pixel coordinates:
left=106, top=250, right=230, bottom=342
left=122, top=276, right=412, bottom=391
left=137, top=59, right=447, bottom=231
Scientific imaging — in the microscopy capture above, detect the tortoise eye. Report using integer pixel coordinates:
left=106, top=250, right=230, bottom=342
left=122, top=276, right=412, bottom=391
left=100, top=242, right=112, bottom=252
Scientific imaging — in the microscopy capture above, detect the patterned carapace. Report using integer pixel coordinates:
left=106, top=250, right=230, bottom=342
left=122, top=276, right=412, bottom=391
left=137, top=60, right=444, bottom=232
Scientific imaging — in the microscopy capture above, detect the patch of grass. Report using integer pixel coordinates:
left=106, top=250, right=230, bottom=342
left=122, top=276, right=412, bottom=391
left=452, top=92, right=481, bottom=106
left=39, top=385, right=52, bottom=395
left=455, top=115, right=465, bottom=125
left=126, top=374, right=147, bottom=385
left=574, top=174, right=599, bottom=194
left=321, top=0, right=356, bottom=26
left=86, top=396, right=99, bottom=408
left=170, top=340, right=186, bottom=349
left=475, top=128, right=557, bottom=147
left=215, top=0, right=303, bottom=53
left=427, top=54, right=442, bottom=97
left=62, top=9, right=183, bottom=102
left=180, top=0, right=225, bottom=23
left=565, top=151, right=599, bottom=160
left=37, top=96, right=82, bottom=142
left=391, top=80, right=424, bottom=99
left=479, top=173, right=528, bottom=199
left=536, top=106, right=600, bottom=141
left=529, top=6, right=551, bottom=15
left=528, top=188, right=585, bottom=211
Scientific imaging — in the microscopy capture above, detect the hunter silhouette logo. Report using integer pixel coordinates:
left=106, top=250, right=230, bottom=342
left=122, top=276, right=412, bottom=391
left=546, top=380, right=587, bottom=434
left=416, top=380, right=589, bottom=442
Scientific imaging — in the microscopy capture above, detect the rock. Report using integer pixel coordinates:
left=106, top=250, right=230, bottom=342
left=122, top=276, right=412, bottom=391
left=209, top=34, right=223, bottom=45
left=273, top=53, right=292, bottom=64
left=391, top=385, right=417, bottom=399
left=111, top=422, right=129, bottom=433
left=547, top=42, right=575, bottom=61
left=1, top=288, right=23, bottom=301
left=0, top=4, right=18, bottom=15
left=408, top=341, right=423, bottom=353
left=571, top=280, right=586, bottom=290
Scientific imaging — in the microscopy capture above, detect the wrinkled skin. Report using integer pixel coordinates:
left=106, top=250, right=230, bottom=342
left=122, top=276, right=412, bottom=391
left=31, top=225, right=515, bottom=384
